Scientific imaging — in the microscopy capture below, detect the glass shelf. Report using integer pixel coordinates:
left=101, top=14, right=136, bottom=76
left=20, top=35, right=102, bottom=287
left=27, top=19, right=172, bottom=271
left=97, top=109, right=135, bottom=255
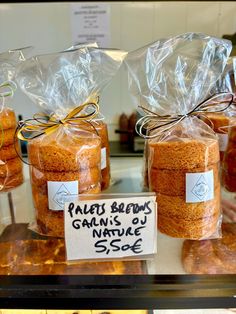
left=0, top=158, right=235, bottom=310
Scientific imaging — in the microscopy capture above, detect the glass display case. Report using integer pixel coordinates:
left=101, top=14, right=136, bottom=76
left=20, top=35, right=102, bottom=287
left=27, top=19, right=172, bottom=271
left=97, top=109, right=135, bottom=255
left=1, top=2, right=236, bottom=312
left=0, top=158, right=235, bottom=311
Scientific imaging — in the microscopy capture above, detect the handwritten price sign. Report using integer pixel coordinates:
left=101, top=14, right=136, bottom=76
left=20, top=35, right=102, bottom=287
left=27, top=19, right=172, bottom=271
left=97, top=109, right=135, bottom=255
left=65, top=195, right=157, bottom=260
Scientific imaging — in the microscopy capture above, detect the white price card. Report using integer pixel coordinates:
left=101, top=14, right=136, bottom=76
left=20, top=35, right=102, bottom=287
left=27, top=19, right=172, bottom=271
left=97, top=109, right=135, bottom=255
left=65, top=195, right=157, bottom=260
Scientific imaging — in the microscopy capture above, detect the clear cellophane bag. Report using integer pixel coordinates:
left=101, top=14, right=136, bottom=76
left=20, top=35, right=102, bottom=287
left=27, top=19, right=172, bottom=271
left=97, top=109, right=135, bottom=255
left=16, top=47, right=126, bottom=237
left=0, top=48, right=31, bottom=192
left=126, top=33, right=232, bottom=239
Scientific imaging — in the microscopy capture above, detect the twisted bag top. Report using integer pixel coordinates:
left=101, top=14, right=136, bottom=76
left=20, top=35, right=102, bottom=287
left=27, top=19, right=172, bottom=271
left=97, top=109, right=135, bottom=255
left=16, top=47, right=127, bottom=118
left=126, top=33, right=232, bottom=116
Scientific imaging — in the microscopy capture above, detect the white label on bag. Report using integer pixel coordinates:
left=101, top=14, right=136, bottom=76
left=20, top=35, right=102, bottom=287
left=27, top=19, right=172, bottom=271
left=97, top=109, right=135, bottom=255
left=233, top=58, right=236, bottom=86
left=101, top=147, right=107, bottom=170
left=65, top=196, right=157, bottom=260
left=186, top=170, right=214, bottom=203
left=216, top=133, right=228, bottom=152
left=47, top=181, right=78, bottom=211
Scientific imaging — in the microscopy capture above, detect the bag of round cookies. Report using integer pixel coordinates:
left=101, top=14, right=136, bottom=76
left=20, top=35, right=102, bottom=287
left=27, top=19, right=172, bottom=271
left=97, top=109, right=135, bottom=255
left=201, top=57, right=236, bottom=162
left=221, top=115, right=236, bottom=192
left=126, top=33, right=232, bottom=240
left=0, top=48, right=30, bottom=192
left=16, top=47, right=126, bottom=237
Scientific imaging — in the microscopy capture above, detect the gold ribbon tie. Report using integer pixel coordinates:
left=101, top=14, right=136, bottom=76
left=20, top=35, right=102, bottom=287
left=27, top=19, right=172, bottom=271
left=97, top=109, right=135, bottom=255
left=17, top=97, right=100, bottom=141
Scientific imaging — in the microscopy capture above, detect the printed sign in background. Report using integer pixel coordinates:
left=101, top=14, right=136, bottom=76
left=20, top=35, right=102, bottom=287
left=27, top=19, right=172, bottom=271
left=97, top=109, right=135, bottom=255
left=70, top=3, right=111, bottom=48
left=65, top=196, right=157, bottom=260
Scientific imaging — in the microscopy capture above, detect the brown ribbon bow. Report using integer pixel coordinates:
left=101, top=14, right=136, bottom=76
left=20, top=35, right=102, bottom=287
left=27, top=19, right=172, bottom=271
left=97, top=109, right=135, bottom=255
left=135, top=92, right=235, bottom=139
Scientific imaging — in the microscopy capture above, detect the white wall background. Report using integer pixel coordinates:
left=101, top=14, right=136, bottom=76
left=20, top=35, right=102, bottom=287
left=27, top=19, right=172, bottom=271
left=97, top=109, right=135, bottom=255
left=0, top=1, right=236, bottom=139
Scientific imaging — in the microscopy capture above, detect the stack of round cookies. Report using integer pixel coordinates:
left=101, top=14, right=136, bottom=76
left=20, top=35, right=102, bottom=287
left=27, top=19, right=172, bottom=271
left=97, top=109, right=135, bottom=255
left=0, top=108, right=23, bottom=191
left=149, top=139, right=221, bottom=239
left=222, top=124, right=236, bottom=191
left=28, top=127, right=101, bottom=237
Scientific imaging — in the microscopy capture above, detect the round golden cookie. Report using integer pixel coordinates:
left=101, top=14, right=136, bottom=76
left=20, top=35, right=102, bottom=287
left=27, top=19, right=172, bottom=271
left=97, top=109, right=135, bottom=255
left=0, top=239, right=142, bottom=275
left=2, top=129, right=17, bottom=147
left=182, top=223, right=236, bottom=274
left=101, top=166, right=110, bottom=190
left=211, top=223, right=236, bottom=270
left=32, top=183, right=101, bottom=237
left=28, top=126, right=101, bottom=172
left=228, top=125, right=236, bottom=143
left=156, top=186, right=220, bottom=220
left=35, top=204, right=64, bottom=238
left=30, top=166, right=101, bottom=189
left=150, top=163, right=219, bottom=196
left=0, top=172, right=24, bottom=192
left=158, top=212, right=220, bottom=240
left=0, top=142, right=21, bottom=161
left=148, top=139, right=219, bottom=170
left=0, top=158, right=23, bottom=177
left=202, top=113, right=229, bottom=133
left=221, top=169, right=236, bottom=192
left=0, top=108, right=17, bottom=130
left=222, top=147, right=236, bottom=175
left=182, top=238, right=223, bottom=274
